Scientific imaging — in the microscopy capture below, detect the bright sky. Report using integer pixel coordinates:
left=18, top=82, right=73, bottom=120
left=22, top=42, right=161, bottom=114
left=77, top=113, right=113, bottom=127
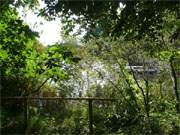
left=17, top=1, right=123, bottom=46
left=17, top=1, right=62, bottom=46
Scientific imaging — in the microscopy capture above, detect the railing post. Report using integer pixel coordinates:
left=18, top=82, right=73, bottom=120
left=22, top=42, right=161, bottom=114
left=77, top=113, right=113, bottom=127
left=23, top=97, right=28, bottom=133
left=88, top=99, right=93, bottom=134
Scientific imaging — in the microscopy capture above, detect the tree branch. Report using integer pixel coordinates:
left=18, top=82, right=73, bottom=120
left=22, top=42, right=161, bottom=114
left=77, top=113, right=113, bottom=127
left=27, top=77, right=50, bottom=96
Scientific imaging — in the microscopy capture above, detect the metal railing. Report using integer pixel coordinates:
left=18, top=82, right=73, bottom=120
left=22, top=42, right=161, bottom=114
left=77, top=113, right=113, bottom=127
left=1, top=97, right=117, bottom=134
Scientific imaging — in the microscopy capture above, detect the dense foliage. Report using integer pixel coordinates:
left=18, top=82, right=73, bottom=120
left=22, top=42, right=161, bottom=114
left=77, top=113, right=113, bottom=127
left=0, top=1, right=180, bottom=134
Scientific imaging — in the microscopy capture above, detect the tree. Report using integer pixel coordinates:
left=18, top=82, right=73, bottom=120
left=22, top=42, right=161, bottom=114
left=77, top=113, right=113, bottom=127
left=0, top=6, right=80, bottom=134
left=36, top=1, right=180, bottom=39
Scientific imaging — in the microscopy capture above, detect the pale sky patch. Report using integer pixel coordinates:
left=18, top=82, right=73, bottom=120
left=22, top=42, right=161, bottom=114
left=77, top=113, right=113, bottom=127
left=17, top=0, right=86, bottom=46
left=17, top=0, right=62, bottom=46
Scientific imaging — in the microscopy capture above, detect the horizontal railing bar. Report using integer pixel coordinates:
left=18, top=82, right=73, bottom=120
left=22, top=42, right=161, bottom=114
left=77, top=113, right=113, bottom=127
left=1, top=97, right=118, bottom=101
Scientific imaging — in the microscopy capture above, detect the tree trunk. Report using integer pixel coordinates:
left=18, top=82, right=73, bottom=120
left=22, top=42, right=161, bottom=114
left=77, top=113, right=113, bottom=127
left=170, top=56, right=180, bottom=113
